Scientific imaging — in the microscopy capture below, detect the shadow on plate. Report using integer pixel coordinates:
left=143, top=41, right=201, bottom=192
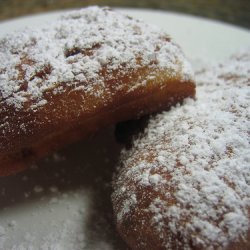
left=0, top=126, right=128, bottom=249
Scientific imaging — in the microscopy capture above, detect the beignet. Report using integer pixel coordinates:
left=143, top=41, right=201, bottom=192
left=0, top=6, right=195, bottom=175
left=112, top=50, right=250, bottom=249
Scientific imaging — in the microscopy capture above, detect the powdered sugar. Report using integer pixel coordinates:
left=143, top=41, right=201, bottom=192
left=112, top=49, right=250, bottom=249
left=0, top=6, right=192, bottom=111
left=117, top=193, right=137, bottom=222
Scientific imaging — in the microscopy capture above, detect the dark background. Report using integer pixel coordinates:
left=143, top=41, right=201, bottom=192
left=0, top=0, right=250, bottom=28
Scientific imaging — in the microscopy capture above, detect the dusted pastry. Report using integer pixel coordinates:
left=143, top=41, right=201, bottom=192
left=112, top=50, right=250, bottom=250
left=0, top=6, right=195, bottom=175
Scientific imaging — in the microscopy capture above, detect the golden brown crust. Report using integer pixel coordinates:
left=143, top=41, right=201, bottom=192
left=0, top=7, right=195, bottom=175
left=0, top=73, right=194, bottom=176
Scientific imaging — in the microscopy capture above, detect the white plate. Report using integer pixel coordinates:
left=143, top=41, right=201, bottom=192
left=0, top=8, right=250, bottom=250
